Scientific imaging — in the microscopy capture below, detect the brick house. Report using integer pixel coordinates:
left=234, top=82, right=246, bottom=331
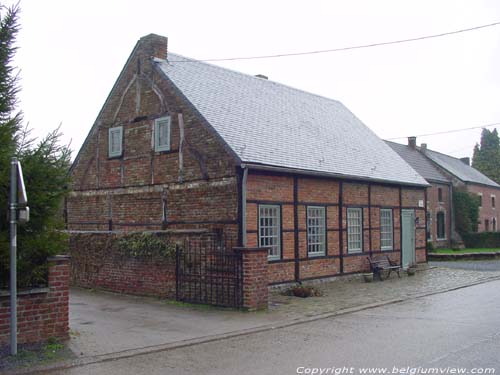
left=68, top=34, right=429, bottom=287
left=386, top=138, right=452, bottom=248
left=420, top=144, right=500, bottom=233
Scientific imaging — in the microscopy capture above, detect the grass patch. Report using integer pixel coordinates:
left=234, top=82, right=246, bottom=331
left=0, top=339, right=74, bottom=372
left=430, top=248, right=500, bottom=254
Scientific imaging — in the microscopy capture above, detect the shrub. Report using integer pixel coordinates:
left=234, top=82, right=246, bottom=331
left=116, top=232, right=176, bottom=259
left=461, top=232, right=500, bottom=249
left=453, top=191, right=480, bottom=234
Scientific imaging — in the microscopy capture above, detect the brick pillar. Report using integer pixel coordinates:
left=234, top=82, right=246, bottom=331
left=233, top=247, right=268, bottom=311
left=47, top=255, right=71, bottom=340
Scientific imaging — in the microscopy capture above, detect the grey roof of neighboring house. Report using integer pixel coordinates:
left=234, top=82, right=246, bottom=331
left=385, top=141, right=449, bottom=184
left=423, top=149, right=500, bottom=188
left=155, top=54, right=428, bottom=187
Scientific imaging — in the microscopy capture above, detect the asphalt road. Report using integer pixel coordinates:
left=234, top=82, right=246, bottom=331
left=50, top=279, right=500, bottom=375
left=430, top=259, right=500, bottom=272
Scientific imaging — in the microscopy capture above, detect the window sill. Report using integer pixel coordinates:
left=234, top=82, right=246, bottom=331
left=307, top=252, right=326, bottom=258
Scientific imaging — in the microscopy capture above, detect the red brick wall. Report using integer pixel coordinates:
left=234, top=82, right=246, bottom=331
left=246, top=172, right=426, bottom=284
left=466, top=184, right=500, bottom=233
left=69, top=232, right=176, bottom=298
left=68, top=34, right=239, bottom=238
left=0, top=256, right=70, bottom=346
left=236, top=247, right=268, bottom=310
left=426, top=183, right=451, bottom=248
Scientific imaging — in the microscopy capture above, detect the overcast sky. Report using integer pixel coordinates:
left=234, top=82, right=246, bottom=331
left=6, top=0, right=500, bottom=160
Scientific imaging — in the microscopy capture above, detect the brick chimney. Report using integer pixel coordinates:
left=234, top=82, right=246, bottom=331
left=139, top=34, right=168, bottom=60
left=420, top=143, right=427, bottom=153
left=460, top=157, right=470, bottom=166
left=408, top=136, right=417, bottom=149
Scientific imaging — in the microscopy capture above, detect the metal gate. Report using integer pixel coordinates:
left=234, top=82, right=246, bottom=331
left=175, top=235, right=243, bottom=308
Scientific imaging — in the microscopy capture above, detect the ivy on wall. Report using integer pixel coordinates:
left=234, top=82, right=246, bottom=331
left=453, top=190, right=480, bottom=235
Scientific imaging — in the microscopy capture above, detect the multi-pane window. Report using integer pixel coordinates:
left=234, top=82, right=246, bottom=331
left=258, top=205, right=281, bottom=260
left=438, top=188, right=443, bottom=202
left=154, top=116, right=171, bottom=152
left=380, top=209, right=393, bottom=251
left=492, top=196, right=496, bottom=208
left=437, top=212, right=446, bottom=239
left=307, top=206, right=326, bottom=256
left=347, top=208, right=362, bottom=253
left=478, top=194, right=483, bottom=208
left=108, top=126, right=123, bottom=158
left=426, top=212, right=432, bottom=241
left=493, top=218, right=497, bottom=232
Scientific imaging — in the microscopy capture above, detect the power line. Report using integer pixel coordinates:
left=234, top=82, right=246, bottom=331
left=385, top=122, right=500, bottom=141
left=170, top=21, right=500, bottom=63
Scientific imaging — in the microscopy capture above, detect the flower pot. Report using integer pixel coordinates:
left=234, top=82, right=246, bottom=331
left=407, top=267, right=417, bottom=276
left=363, top=273, right=374, bottom=282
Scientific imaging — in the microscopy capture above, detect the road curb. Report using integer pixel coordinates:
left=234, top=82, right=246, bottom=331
left=428, top=252, right=500, bottom=261
left=9, top=273, right=500, bottom=375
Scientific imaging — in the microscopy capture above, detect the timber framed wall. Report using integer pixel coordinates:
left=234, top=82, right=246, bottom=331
left=245, top=170, right=426, bottom=285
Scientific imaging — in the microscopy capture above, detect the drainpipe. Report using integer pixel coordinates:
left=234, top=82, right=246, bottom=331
left=241, top=165, right=248, bottom=247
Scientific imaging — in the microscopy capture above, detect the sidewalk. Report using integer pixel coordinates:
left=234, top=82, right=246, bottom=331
left=10, top=265, right=500, bottom=374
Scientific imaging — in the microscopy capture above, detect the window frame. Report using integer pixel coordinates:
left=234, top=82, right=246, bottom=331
left=380, top=208, right=394, bottom=251
left=438, top=188, right=443, bottom=203
left=306, top=206, right=326, bottom=257
left=478, top=193, right=483, bottom=208
left=491, top=195, right=496, bottom=209
left=108, top=126, right=123, bottom=158
left=154, top=116, right=171, bottom=152
left=436, top=211, right=446, bottom=240
left=347, top=207, right=363, bottom=254
left=258, top=204, right=281, bottom=261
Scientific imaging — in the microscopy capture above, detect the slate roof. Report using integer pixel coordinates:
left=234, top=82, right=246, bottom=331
left=385, top=141, right=449, bottom=184
left=156, top=54, right=428, bottom=187
left=423, top=149, right=500, bottom=188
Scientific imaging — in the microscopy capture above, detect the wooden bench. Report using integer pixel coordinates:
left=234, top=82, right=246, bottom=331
left=367, top=255, right=401, bottom=280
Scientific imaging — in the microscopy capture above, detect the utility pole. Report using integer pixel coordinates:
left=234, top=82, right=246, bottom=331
left=9, top=157, right=18, bottom=355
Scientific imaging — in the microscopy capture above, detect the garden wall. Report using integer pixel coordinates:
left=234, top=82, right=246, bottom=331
left=69, top=232, right=180, bottom=298
left=0, top=256, right=70, bottom=346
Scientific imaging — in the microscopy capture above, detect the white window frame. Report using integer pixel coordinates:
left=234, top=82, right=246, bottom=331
left=380, top=209, right=393, bottom=251
left=491, top=195, right=496, bottom=209
left=154, top=116, right=171, bottom=152
left=436, top=211, right=446, bottom=240
left=258, top=205, right=281, bottom=260
left=307, top=206, right=326, bottom=257
left=478, top=193, right=483, bottom=208
left=347, top=207, right=363, bottom=254
left=108, top=126, right=123, bottom=158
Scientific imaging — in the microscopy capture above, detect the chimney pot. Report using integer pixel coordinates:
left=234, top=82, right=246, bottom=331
left=408, top=136, right=417, bottom=149
left=420, top=143, right=427, bottom=153
left=460, top=157, right=470, bottom=166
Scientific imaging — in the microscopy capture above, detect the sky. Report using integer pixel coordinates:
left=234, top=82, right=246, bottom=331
left=5, top=0, right=500, bottom=160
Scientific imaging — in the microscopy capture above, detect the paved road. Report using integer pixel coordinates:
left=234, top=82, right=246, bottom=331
left=51, top=279, right=500, bottom=375
left=430, top=259, right=500, bottom=272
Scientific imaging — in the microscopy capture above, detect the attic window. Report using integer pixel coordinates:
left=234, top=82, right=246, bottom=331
left=154, top=116, right=171, bottom=152
left=108, top=126, right=123, bottom=158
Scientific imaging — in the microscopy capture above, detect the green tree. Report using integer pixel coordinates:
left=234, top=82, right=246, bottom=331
left=453, top=190, right=480, bottom=234
left=0, top=3, right=71, bottom=288
left=472, top=128, right=500, bottom=184
left=0, top=3, right=22, bottom=234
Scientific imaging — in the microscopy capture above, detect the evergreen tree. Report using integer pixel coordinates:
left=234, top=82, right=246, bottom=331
left=0, top=3, right=72, bottom=288
left=472, top=128, right=500, bottom=184
left=0, top=3, right=22, bottom=234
